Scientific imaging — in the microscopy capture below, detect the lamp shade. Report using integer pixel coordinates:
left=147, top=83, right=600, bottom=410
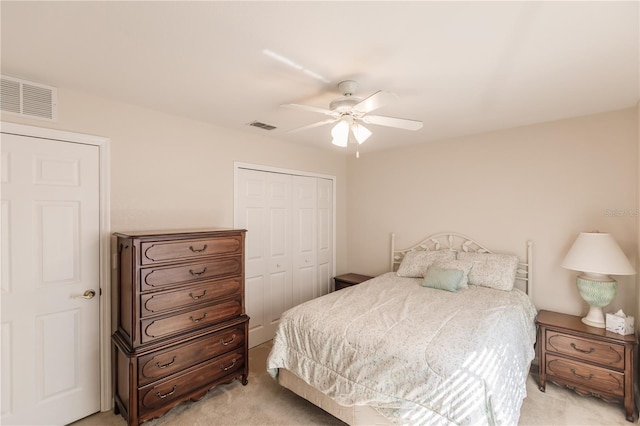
left=561, top=232, right=636, bottom=276
left=331, top=119, right=349, bottom=147
left=351, top=122, right=372, bottom=144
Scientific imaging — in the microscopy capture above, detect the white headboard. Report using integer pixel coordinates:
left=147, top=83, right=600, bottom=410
left=390, top=232, right=533, bottom=299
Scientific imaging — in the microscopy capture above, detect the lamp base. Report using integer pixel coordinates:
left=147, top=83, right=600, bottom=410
left=581, top=306, right=605, bottom=328
left=576, top=276, right=617, bottom=329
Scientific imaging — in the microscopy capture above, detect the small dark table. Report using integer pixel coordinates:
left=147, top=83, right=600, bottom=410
left=333, top=273, right=373, bottom=291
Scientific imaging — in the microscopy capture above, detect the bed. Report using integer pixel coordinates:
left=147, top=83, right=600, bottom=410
left=267, top=232, right=537, bottom=425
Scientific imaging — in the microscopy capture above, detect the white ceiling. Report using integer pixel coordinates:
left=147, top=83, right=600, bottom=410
left=1, top=1, right=639, bottom=154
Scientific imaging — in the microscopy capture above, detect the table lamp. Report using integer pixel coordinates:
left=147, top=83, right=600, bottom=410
left=561, top=232, right=636, bottom=328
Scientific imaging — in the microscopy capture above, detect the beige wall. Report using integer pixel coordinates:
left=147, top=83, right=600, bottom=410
left=347, top=108, right=638, bottom=316
left=0, top=87, right=349, bottom=274
left=3, top=88, right=638, bottom=317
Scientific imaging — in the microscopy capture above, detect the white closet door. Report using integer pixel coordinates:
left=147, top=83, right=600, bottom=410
left=236, top=167, right=333, bottom=348
left=237, top=169, right=293, bottom=347
left=316, top=178, right=333, bottom=297
left=292, top=176, right=317, bottom=305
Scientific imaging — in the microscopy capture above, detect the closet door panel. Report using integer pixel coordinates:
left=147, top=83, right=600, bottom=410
left=293, top=176, right=317, bottom=306
left=236, top=168, right=333, bottom=347
left=266, top=174, right=293, bottom=322
left=237, top=169, right=269, bottom=346
left=317, top=178, right=333, bottom=297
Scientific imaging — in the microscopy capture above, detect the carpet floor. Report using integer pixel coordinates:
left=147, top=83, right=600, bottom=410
left=73, top=341, right=631, bottom=426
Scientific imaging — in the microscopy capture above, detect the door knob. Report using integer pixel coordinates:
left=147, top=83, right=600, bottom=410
left=72, top=289, right=96, bottom=299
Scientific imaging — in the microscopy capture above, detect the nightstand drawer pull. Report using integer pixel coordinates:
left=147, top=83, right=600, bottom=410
left=570, top=369, right=594, bottom=381
left=156, top=385, right=177, bottom=399
left=155, top=356, right=177, bottom=369
left=570, top=343, right=595, bottom=354
left=189, top=312, right=208, bottom=323
left=189, top=244, right=208, bottom=253
left=220, top=334, right=236, bottom=346
left=189, top=267, right=207, bottom=277
left=220, top=358, right=236, bottom=371
left=189, top=290, right=207, bottom=300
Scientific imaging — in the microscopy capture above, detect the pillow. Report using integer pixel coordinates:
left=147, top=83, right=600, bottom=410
left=432, top=259, right=473, bottom=288
left=457, top=251, right=519, bottom=291
left=421, top=265, right=463, bottom=292
left=396, top=250, right=456, bottom=278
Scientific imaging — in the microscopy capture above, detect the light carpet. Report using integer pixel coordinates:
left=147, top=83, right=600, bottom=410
left=73, top=341, right=632, bottom=426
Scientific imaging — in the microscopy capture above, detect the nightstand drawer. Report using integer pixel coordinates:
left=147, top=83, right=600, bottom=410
left=546, top=330, right=624, bottom=369
left=546, top=354, right=624, bottom=397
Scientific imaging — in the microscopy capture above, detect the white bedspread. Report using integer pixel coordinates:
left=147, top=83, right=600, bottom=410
left=267, top=272, right=537, bottom=425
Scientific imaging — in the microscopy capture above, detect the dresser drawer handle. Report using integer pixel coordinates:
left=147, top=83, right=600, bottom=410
left=155, top=356, right=177, bottom=369
left=189, top=244, right=208, bottom=253
left=570, top=369, right=594, bottom=381
left=189, top=267, right=207, bottom=276
left=570, top=343, right=595, bottom=354
left=189, top=312, right=208, bottom=323
left=189, top=290, right=207, bottom=300
left=220, top=359, right=236, bottom=371
left=220, top=334, right=236, bottom=346
left=156, top=385, right=177, bottom=399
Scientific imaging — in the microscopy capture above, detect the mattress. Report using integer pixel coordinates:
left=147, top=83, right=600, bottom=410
left=267, top=272, right=537, bottom=425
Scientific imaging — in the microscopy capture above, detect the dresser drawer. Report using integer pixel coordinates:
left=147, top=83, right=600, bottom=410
left=546, top=330, right=624, bottom=369
left=140, top=298, right=243, bottom=343
left=141, top=236, right=243, bottom=265
left=138, top=348, right=244, bottom=412
left=546, top=354, right=624, bottom=396
left=140, top=278, right=242, bottom=317
left=138, top=325, right=245, bottom=386
left=140, top=257, right=242, bottom=291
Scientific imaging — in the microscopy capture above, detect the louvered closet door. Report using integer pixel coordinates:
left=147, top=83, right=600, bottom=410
left=236, top=168, right=334, bottom=348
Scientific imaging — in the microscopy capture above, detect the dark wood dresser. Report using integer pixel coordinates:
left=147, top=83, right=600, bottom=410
left=112, top=229, right=249, bottom=426
left=536, top=310, right=637, bottom=422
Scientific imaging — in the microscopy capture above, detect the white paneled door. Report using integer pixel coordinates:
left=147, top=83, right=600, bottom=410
left=1, top=133, right=101, bottom=425
left=316, top=178, right=333, bottom=300
left=236, top=167, right=333, bottom=348
left=237, top=169, right=293, bottom=348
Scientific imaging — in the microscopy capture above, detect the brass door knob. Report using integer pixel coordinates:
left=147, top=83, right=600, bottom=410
left=72, top=289, right=96, bottom=299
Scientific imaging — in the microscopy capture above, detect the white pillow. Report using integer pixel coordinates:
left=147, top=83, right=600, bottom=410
left=396, top=250, right=456, bottom=278
left=457, top=251, right=519, bottom=291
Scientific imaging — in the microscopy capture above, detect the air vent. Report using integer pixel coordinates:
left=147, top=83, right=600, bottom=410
left=248, top=121, right=277, bottom=131
left=1, top=75, right=58, bottom=121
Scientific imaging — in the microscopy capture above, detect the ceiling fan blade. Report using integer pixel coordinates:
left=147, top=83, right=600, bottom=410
left=362, top=115, right=423, bottom=131
left=287, top=118, right=337, bottom=133
left=352, top=90, right=398, bottom=114
left=281, top=103, right=334, bottom=116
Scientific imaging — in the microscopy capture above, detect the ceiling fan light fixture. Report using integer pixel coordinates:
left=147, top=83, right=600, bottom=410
left=282, top=80, right=423, bottom=151
left=331, top=119, right=350, bottom=147
left=352, top=122, right=372, bottom=144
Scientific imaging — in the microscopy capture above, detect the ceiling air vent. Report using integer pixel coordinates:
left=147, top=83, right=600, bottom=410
left=248, top=121, right=277, bottom=131
left=1, top=75, right=58, bottom=121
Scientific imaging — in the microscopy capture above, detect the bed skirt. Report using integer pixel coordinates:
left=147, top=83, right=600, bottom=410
left=278, top=368, right=392, bottom=426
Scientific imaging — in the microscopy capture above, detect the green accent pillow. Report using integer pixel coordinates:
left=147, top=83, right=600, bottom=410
left=421, top=265, right=464, bottom=292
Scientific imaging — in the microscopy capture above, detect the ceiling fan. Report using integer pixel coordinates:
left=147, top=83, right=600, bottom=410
left=282, top=80, right=423, bottom=149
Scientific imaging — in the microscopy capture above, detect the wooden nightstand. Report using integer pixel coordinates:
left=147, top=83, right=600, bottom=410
left=536, top=310, right=637, bottom=422
left=334, top=273, right=373, bottom=291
